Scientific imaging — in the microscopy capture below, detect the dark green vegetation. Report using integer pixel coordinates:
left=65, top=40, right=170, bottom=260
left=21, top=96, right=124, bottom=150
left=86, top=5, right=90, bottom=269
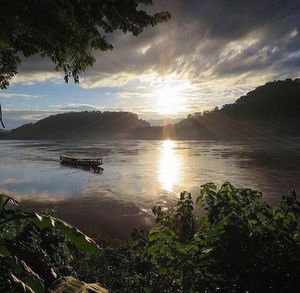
left=0, top=0, right=170, bottom=89
left=0, top=194, right=107, bottom=292
left=2, top=79, right=299, bottom=139
left=1, top=183, right=299, bottom=292
left=135, top=79, right=300, bottom=139
left=8, top=112, right=149, bottom=139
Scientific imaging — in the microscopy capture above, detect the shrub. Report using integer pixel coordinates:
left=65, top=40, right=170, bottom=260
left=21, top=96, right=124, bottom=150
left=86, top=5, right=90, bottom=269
left=1, top=183, right=299, bottom=292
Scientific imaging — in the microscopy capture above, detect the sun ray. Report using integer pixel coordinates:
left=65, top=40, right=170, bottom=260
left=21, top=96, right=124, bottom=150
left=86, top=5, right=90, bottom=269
left=154, top=82, right=187, bottom=115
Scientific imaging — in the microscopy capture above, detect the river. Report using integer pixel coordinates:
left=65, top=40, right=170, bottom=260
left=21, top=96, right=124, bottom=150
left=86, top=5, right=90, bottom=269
left=0, top=139, right=299, bottom=239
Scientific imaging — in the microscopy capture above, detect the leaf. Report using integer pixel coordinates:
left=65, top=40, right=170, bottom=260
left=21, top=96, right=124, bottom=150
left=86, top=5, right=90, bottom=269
left=158, top=267, right=168, bottom=275
left=9, top=273, right=35, bottom=293
left=197, top=215, right=208, bottom=229
left=203, top=182, right=217, bottom=190
left=34, top=212, right=43, bottom=222
left=0, top=239, right=10, bottom=256
left=186, top=243, right=199, bottom=254
left=18, top=261, right=44, bottom=293
left=0, top=255, right=44, bottom=293
left=294, top=232, right=300, bottom=242
left=48, top=276, right=108, bottom=293
left=32, top=216, right=102, bottom=254
left=164, top=227, right=176, bottom=238
left=196, top=195, right=204, bottom=206
left=198, top=183, right=217, bottom=206
left=147, top=244, right=159, bottom=256
left=149, top=228, right=161, bottom=241
left=174, top=241, right=187, bottom=255
left=0, top=193, right=19, bottom=211
left=0, top=198, right=102, bottom=255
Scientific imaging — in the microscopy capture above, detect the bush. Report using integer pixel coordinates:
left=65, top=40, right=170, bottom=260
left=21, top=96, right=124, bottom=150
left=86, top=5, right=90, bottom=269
left=0, top=193, right=106, bottom=292
left=1, top=183, right=300, bottom=292
left=143, top=183, right=300, bottom=292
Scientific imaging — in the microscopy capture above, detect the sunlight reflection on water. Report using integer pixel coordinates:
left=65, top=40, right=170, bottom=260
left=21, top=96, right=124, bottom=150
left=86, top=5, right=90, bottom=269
left=158, top=140, right=182, bottom=192
left=0, top=139, right=300, bottom=239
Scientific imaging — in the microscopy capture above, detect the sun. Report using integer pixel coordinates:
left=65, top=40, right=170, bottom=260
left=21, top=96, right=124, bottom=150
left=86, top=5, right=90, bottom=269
left=154, top=84, right=186, bottom=115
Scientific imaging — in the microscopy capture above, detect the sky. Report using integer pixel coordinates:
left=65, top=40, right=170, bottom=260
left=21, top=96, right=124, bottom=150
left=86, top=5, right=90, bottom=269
left=1, top=0, right=300, bottom=129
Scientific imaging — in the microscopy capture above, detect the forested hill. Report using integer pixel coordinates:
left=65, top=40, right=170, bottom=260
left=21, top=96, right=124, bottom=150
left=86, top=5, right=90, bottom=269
left=8, top=111, right=149, bottom=139
left=219, top=78, right=300, bottom=121
left=133, top=79, right=300, bottom=139
left=2, top=79, right=300, bottom=140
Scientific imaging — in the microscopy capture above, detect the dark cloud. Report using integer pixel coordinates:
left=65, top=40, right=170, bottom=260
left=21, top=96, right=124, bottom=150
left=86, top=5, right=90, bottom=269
left=13, top=0, right=300, bottom=87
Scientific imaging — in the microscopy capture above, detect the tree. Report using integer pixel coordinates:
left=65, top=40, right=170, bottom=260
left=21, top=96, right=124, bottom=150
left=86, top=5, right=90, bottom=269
left=0, top=0, right=170, bottom=89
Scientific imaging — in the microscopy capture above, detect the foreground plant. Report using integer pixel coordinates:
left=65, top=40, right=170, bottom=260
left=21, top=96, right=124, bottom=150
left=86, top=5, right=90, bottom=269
left=1, top=183, right=300, bottom=292
left=0, top=193, right=106, bottom=292
left=143, top=183, right=300, bottom=292
left=0, top=1, right=170, bottom=89
left=72, top=183, right=300, bottom=292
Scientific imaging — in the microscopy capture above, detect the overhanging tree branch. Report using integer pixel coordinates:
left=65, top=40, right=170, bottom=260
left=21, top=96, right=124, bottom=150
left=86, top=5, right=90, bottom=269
left=0, top=0, right=170, bottom=89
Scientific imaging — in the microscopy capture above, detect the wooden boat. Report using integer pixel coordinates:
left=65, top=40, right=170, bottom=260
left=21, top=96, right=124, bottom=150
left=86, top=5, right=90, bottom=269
left=60, top=155, right=103, bottom=168
left=60, top=160, right=103, bottom=174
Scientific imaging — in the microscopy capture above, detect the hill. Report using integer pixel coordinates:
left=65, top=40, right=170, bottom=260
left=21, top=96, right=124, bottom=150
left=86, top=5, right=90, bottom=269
left=0, top=129, right=9, bottom=138
left=8, top=111, right=149, bottom=139
left=2, top=79, right=300, bottom=140
left=148, top=117, right=184, bottom=126
left=133, top=79, right=300, bottom=139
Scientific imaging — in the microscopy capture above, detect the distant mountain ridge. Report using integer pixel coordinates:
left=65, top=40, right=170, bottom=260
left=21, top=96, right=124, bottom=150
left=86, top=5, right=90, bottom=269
left=148, top=117, right=184, bottom=126
left=7, top=111, right=149, bottom=139
left=1, top=79, right=299, bottom=140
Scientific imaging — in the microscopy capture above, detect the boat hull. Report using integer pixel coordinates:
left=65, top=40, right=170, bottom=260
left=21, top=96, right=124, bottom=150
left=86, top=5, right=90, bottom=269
left=59, top=155, right=103, bottom=168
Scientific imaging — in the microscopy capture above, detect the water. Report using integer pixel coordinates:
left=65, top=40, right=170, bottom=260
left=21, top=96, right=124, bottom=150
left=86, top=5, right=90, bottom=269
left=1, top=139, right=299, bottom=239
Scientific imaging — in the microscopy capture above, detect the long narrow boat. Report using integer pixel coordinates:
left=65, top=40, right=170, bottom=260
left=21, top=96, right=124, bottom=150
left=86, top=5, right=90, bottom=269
left=60, top=155, right=103, bottom=168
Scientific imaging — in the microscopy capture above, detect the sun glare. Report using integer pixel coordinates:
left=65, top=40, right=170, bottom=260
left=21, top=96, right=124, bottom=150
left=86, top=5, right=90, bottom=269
left=154, top=83, right=187, bottom=115
left=158, top=140, right=182, bottom=192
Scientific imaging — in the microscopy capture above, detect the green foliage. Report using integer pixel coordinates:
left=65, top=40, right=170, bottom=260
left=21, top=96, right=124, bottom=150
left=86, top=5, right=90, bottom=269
left=0, top=257, right=106, bottom=293
left=0, top=200, right=101, bottom=255
left=0, top=46, right=21, bottom=89
left=0, top=193, right=104, bottom=292
left=143, top=183, right=300, bottom=292
left=73, top=183, right=299, bottom=292
left=0, top=1, right=170, bottom=88
left=0, top=255, right=44, bottom=293
left=1, top=183, right=300, bottom=292
left=153, top=191, right=195, bottom=243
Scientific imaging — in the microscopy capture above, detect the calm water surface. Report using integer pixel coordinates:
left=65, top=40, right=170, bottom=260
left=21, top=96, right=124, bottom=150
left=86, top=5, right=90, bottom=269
left=0, top=139, right=299, bottom=239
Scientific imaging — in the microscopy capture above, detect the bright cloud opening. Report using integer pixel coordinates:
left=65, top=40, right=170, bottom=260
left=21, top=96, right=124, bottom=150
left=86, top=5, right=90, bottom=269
left=151, top=78, right=191, bottom=115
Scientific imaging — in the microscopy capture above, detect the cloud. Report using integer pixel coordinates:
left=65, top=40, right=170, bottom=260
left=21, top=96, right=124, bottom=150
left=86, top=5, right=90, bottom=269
left=12, top=1, right=300, bottom=88
left=50, top=103, right=101, bottom=112
left=0, top=92, right=47, bottom=99
left=4, top=0, right=300, bottom=123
